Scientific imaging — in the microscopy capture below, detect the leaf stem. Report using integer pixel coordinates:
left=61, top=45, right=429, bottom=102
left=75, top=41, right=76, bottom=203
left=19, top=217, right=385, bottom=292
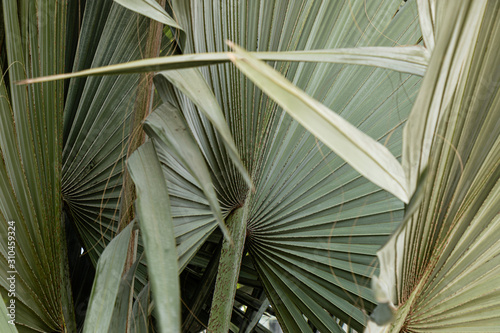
left=208, top=204, right=248, bottom=332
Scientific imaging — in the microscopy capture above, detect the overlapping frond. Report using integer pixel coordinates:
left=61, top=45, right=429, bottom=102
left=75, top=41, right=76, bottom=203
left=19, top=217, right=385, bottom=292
left=370, top=2, right=500, bottom=331
left=61, top=1, right=151, bottom=264
left=163, top=0, right=423, bottom=331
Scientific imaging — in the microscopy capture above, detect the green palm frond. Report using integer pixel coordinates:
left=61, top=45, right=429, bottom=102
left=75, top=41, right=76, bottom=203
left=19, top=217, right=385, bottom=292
left=128, top=141, right=181, bottom=332
left=1, top=1, right=171, bottom=331
left=82, top=221, right=135, bottom=332
left=62, top=2, right=151, bottom=264
left=370, top=1, right=500, bottom=331
left=95, top=0, right=423, bottom=331
left=0, top=1, right=73, bottom=331
left=162, top=1, right=421, bottom=331
left=5, top=0, right=497, bottom=332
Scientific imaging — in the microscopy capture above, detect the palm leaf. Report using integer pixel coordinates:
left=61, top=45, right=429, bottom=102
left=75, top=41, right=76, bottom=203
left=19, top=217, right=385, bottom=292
left=143, top=100, right=230, bottom=239
left=21, top=46, right=428, bottom=84
left=163, top=1, right=422, bottom=331
left=116, top=0, right=422, bottom=331
left=128, top=141, right=181, bottom=333
left=61, top=1, right=152, bottom=264
left=369, top=1, right=500, bottom=331
left=6, top=0, right=429, bottom=331
left=228, top=43, right=410, bottom=203
left=1, top=1, right=175, bottom=331
left=114, top=0, right=182, bottom=30
left=83, top=221, right=135, bottom=332
left=0, top=1, right=74, bottom=330
left=83, top=0, right=422, bottom=330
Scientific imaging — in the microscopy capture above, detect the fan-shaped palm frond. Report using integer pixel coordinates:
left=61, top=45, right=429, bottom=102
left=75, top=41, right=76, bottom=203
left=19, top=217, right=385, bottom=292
left=102, top=0, right=423, bottom=331
left=369, top=1, right=500, bottom=331
left=0, top=0, right=171, bottom=331
left=0, top=1, right=73, bottom=331
left=6, top=0, right=497, bottom=332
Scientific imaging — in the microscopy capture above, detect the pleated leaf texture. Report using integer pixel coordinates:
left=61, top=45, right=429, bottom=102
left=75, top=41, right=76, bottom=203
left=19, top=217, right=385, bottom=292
left=0, top=0, right=448, bottom=332
left=369, top=1, right=500, bottom=331
left=0, top=1, right=170, bottom=331
left=118, top=0, right=424, bottom=332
